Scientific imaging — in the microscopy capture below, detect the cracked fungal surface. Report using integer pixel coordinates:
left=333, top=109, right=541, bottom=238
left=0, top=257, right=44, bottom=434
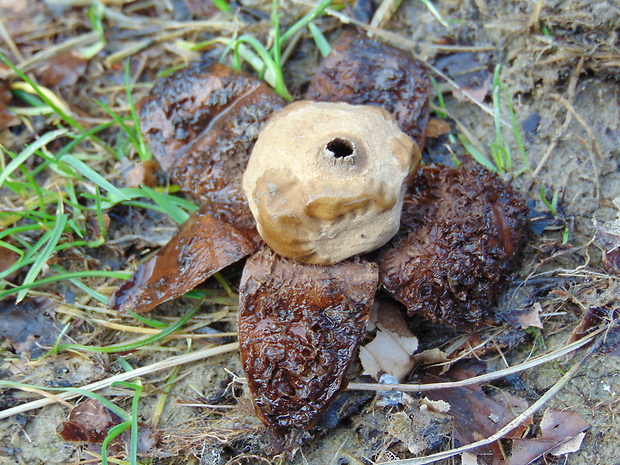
left=111, top=30, right=529, bottom=438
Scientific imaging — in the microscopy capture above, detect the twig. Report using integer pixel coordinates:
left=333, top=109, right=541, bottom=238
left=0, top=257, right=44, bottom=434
left=0, top=342, right=239, bottom=420
left=348, top=325, right=603, bottom=393
left=376, top=330, right=605, bottom=464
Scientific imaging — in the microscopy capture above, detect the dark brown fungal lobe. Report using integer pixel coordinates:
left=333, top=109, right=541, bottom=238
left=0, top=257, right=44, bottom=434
left=376, top=161, right=530, bottom=329
left=110, top=204, right=255, bottom=313
left=139, top=59, right=286, bottom=231
left=237, top=247, right=379, bottom=434
left=306, top=29, right=431, bottom=151
left=111, top=63, right=285, bottom=313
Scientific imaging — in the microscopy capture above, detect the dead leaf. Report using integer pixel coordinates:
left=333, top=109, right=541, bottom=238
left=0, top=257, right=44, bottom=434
left=550, top=431, right=586, bottom=456
left=0, top=79, right=18, bottom=130
left=506, top=302, right=544, bottom=329
left=0, top=245, right=20, bottom=278
left=418, top=360, right=530, bottom=462
left=359, top=302, right=418, bottom=381
left=413, top=347, right=448, bottom=366
left=120, top=159, right=159, bottom=188
left=38, top=51, right=87, bottom=88
left=0, top=297, right=63, bottom=358
left=109, top=204, right=256, bottom=313
left=507, top=409, right=590, bottom=465
left=453, top=85, right=489, bottom=103
left=60, top=398, right=161, bottom=453
left=59, top=398, right=123, bottom=443
left=461, top=451, right=480, bottom=465
left=425, top=118, right=451, bottom=138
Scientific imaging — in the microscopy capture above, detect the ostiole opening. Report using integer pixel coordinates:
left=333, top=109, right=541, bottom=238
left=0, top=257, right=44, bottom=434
left=325, top=137, right=356, bottom=159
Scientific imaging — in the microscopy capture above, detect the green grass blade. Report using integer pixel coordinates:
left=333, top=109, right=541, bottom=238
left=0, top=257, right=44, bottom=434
left=0, top=270, right=131, bottom=300
left=58, top=154, right=130, bottom=200
left=502, top=83, right=529, bottom=172
left=16, top=212, right=68, bottom=302
left=0, top=129, right=68, bottom=187
left=51, top=265, right=108, bottom=304
left=308, top=22, right=331, bottom=58
left=280, top=0, right=334, bottom=43
left=139, top=185, right=189, bottom=224
left=101, top=421, right=132, bottom=465
left=233, top=35, right=291, bottom=100
left=125, top=60, right=151, bottom=161
left=0, top=53, right=83, bottom=130
left=212, top=0, right=231, bottom=13
left=52, top=303, right=199, bottom=354
left=126, top=310, right=168, bottom=329
left=457, top=134, right=497, bottom=172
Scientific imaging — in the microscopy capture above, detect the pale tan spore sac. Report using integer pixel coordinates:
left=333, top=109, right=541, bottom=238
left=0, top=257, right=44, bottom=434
left=242, top=101, right=421, bottom=265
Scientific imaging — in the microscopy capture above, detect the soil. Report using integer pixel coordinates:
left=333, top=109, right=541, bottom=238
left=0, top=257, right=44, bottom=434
left=0, top=1, right=619, bottom=465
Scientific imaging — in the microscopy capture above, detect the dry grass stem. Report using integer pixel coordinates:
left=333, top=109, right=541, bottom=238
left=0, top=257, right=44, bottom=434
left=377, top=331, right=605, bottom=464
left=0, top=342, right=239, bottom=420
left=348, top=324, right=605, bottom=393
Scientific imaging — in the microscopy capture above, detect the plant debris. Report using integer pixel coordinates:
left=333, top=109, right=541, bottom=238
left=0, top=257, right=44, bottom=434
left=59, top=398, right=123, bottom=443
left=0, top=297, right=62, bottom=358
left=507, top=409, right=590, bottom=465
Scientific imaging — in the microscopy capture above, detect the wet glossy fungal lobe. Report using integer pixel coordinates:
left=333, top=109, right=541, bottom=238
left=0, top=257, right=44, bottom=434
left=110, top=204, right=255, bottom=313
left=237, top=247, right=379, bottom=434
left=111, top=62, right=285, bottom=313
left=139, top=59, right=286, bottom=230
left=242, top=101, right=420, bottom=265
left=307, top=30, right=431, bottom=151
left=377, top=161, right=530, bottom=328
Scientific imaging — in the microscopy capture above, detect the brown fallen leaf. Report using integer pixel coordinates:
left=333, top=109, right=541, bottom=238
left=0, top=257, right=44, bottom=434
left=504, top=302, right=544, bottom=329
left=60, top=398, right=161, bottom=454
left=37, top=51, right=87, bottom=88
left=0, top=297, right=63, bottom=358
left=0, top=78, right=18, bottom=130
left=0, top=244, right=20, bottom=278
left=60, top=398, right=123, bottom=443
left=418, top=359, right=530, bottom=463
left=425, top=117, right=452, bottom=139
left=120, top=159, right=160, bottom=188
left=507, top=408, right=590, bottom=465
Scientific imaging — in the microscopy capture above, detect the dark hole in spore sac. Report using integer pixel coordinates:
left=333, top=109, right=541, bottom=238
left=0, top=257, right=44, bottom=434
left=326, top=138, right=355, bottom=158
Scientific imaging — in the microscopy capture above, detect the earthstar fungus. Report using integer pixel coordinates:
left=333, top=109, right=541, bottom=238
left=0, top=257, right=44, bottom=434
left=111, top=31, right=529, bottom=439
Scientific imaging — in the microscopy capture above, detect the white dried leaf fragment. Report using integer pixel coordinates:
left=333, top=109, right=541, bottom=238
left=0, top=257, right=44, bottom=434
left=359, top=304, right=418, bottom=381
